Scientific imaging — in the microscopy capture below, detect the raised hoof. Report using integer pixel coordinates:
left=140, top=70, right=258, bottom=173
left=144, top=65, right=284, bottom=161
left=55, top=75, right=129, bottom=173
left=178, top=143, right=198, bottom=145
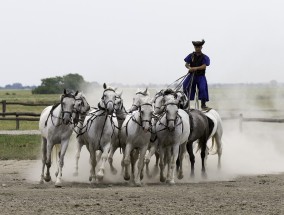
left=44, top=175, right=51, bottom=182
left=145, top=158, right=150, bottom=164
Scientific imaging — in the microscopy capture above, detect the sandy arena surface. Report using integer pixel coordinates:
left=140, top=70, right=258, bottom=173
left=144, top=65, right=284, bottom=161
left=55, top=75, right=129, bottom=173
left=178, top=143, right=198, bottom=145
left=0, top=158, right=283, bottom=215
left=1, top=121, right=284, bottom=214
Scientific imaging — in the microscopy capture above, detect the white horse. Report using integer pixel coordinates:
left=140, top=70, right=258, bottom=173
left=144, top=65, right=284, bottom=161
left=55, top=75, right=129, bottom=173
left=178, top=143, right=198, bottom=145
left=77, top=83, right=118, bottom=183
left=202, top=108, right=223, bottom=168
left=108, top=92, right=128, bottom=175
left=155, top=95, right=190, bottom=184
left=39, top=89, right=78, bottom=187
left=121, top=98, right=153, bottom=186
left=128, top=88, right=151, bottom=112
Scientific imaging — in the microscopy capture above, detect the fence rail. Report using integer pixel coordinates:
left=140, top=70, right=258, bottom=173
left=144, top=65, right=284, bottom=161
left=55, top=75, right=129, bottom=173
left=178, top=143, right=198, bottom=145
left=1, top=100, right=284, bottom=131
left=0, top=100, right=53, bottom=130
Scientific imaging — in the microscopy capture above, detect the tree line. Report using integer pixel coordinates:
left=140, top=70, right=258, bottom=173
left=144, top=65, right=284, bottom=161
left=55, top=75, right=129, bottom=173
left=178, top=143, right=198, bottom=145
left=32, top=73, right=99, bottom=94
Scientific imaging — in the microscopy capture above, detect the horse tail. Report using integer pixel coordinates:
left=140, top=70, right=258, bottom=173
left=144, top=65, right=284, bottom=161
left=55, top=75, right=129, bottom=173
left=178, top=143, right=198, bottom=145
left=209, top=136, right=218, bottom=155
left=51, top=144, right=61, bottom=165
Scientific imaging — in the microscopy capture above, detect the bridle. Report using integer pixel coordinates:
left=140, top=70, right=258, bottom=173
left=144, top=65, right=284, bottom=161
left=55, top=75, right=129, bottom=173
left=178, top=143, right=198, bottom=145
left=99, top=88, right=116, bottom=111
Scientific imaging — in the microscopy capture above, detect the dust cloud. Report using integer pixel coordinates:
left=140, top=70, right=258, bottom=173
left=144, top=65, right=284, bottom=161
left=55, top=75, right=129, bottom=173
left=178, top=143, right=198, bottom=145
left=26, top=86, right=284, bottom=184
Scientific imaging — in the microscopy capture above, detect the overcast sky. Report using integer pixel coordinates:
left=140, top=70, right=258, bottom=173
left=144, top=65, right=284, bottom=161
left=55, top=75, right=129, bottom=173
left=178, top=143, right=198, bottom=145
left=0, top=0, right=283, bottom=87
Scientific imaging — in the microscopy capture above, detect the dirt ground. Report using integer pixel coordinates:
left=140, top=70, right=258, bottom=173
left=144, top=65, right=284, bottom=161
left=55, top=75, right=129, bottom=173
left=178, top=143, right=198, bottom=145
left=0, top=160, right=283, bottom=215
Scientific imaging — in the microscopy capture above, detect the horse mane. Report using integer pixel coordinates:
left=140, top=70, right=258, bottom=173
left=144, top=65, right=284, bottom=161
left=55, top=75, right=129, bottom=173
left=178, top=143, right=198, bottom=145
left=136, top=88, right=150, bottom=96
left=163, top=88, right=175, bottom=96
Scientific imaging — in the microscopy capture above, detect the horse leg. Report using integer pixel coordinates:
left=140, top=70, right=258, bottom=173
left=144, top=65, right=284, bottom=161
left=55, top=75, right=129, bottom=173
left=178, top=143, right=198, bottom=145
left=73, top=140, right=84, bottom=177
left=135, top=146, right=147, bottom=186
left=89, top=143, right=97, bottom=184
left=187, top=142, right=195, bottom=177
left=40, top=138, right=47, bottom=184
left=44, top=141, right=53, bottom=182
left=145, top=142, right=157, bottom=178
left=108, top=143, right=118, bottom=175
left=55, top=140, right=69, bottom=187
left=97, top=143, right=111, bottom=181
left=165, top=147, right=172, bottom=183
left=168, top=144, right=180, bottom=185
left=177, top=143, right=187, bottom=180
left=130, top=150, right=138, bottom=184
left=200, top=138, right=207, bottom=178
left=159, top=146, right=166, bottom=183
left=215, top=132, right=223, bottom=170
left=123, top=142, right=133, bottom=181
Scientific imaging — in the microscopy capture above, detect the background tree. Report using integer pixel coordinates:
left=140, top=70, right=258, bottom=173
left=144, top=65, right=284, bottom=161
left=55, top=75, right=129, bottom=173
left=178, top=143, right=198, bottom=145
left=32, top=76, right=64, bottom=94
left=32, top=73, right=89, bottom=94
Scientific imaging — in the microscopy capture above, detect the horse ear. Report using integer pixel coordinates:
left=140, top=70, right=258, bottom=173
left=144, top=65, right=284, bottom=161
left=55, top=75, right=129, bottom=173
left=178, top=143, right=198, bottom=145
left=103, top=83, right=107, bottom=89
left=117, top=90, right=123, bottom=97
left=64, top=89, right=67, bottom=94
left=74, top=91, right=79, bottom=96
left=174, top=93, right=178, bottom=99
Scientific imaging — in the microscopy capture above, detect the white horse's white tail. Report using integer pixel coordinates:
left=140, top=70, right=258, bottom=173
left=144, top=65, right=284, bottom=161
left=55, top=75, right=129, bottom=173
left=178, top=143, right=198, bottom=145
left=209, top=137, right=218, bottom=155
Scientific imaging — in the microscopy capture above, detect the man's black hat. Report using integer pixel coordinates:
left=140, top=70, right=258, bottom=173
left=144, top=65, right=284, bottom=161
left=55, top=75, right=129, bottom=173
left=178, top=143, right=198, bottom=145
left=192, top=39, right=205, bottom=47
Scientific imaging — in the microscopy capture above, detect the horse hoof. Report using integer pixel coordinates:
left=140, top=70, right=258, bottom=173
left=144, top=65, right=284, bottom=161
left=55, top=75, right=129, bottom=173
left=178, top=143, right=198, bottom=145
left=55, top=181, right=62, bottom=188
left=190, top=172, right=195, bottom=178
left=160, top=177, right=166, bottom=183
left=169, top=180, right=175, bottom=185
left=135, top=181, right=142, bottom=187
left=39, top=179, right=44, bottom=184
left=177, top=173, right=184, bottom=180
left=73, top=172, right=79, bottom=177
left=202, top=171, right=207, bottom=179
left=44, top=175, right=51, bottom=182
left=145, top=158, right=150, bottom=164
left=124, top=175, right=130, bottom=181
left=96, top=174, right=104, bottom=182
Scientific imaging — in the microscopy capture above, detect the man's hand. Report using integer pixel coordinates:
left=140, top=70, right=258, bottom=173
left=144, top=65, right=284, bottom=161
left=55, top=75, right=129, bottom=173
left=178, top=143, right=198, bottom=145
left=188, top=67, right=197, bottom=73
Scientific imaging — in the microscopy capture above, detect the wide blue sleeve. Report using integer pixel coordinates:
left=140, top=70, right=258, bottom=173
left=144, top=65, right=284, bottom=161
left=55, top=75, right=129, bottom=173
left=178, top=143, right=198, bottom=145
left=202, top=55, right=210, bottom=66
left=184, top=53, right=192, bottom=63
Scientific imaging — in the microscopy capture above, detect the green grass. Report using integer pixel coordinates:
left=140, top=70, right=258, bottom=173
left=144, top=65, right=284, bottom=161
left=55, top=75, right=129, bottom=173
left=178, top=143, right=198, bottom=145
left=0, top=134, right=41, bottom=160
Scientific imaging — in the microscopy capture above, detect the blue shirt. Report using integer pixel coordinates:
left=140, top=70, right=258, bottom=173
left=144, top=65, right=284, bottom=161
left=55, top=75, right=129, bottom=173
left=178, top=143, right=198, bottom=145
left=184, top=53, right=210, bottom=66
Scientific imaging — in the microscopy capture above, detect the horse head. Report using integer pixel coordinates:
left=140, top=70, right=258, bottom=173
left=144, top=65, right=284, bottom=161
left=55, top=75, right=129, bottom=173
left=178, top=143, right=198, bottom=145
left=99, top=83, right=117, bottom=115
left=153, top=89, right=165, bottom=115
left=163, top=96, right=179, bottom=132
left=175, top=91, right=189, bottom=109
left=138, top=98, right=153, bottom=132
left=60, top=89, right=77, bottom=125
left=129, top=88, right=151, bottom=112
left=74, top=92, right=90, bottom=115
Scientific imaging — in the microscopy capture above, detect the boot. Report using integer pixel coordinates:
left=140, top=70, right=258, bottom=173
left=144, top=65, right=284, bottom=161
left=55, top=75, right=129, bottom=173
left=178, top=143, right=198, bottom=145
left=201, top=100, right=208, bottom=109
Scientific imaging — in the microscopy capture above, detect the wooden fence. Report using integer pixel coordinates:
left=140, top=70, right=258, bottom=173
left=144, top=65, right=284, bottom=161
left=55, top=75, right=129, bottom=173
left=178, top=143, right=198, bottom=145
left=0, top=100, right=53, bottom=130
left=1, top=100, right=284, bottom=130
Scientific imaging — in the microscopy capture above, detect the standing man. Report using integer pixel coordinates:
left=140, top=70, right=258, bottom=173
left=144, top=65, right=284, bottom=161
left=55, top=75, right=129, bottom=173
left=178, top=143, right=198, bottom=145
left=183, top=39, right=210, bottom=109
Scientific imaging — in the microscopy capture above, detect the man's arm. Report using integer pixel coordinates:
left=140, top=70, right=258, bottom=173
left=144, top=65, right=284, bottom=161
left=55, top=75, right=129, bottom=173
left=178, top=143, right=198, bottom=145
left=188, top=64, right=206, bottom=72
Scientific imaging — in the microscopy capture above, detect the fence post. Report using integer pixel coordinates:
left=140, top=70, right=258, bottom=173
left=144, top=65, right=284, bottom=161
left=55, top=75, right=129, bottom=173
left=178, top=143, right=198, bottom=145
left=2, top=100, right=6, bottom=117
left=239, top=113, right=243, bottom=132
left=16, top=113, right=19, bottom=130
